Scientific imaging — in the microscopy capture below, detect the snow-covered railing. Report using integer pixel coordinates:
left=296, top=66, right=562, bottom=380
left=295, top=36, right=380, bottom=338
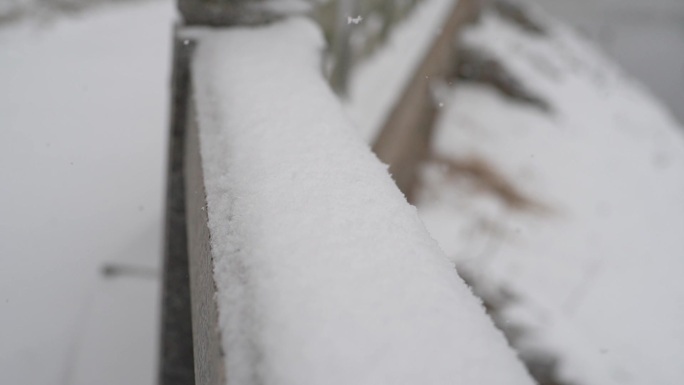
left=159, top=1, right=529, bottom=385
left=160, top=8, right=535, bottom=385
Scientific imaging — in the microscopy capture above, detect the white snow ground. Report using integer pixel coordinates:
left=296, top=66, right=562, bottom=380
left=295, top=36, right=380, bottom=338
left=191, top=18, right=534, bottom=385
left=0, top=1, right=174, bottom=384
left=417, top=10, right=684, bottom=385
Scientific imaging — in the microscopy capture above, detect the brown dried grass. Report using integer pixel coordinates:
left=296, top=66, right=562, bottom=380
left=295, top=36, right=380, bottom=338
left=429, top=154, right=550, bottom=213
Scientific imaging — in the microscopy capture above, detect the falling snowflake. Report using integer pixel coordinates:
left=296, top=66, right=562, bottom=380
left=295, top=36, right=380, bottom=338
left=347, top=15, right=363, bottom=25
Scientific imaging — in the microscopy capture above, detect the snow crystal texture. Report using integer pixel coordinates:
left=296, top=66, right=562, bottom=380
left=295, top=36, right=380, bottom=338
left=191, top=18, right=534, bottom=385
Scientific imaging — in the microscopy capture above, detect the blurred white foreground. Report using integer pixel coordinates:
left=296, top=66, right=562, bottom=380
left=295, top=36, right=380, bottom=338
left=0, top=1, right=173, bottom=384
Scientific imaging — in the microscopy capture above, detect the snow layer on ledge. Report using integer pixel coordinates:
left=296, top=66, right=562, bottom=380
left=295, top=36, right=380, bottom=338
left=343, top=0, right=456, bottom=143
left=417, top=10, right=684, bottom=385
left=191, top=18, right=534, bottom=385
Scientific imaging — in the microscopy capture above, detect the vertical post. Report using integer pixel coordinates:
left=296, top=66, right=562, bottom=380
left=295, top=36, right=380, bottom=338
left=329, top=0, right=357, bottom=95
left=371, top=0, right=481, bottom=201
left=177, top=0, right=240, bottom=26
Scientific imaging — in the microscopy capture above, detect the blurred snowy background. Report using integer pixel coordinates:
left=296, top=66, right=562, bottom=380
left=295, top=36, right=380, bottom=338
left=532, top=0, right=684, bottom=127
left=1, top=0, right=683, bottom=384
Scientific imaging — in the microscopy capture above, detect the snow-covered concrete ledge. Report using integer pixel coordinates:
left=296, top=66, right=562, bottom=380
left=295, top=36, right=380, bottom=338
left=188, top=18, right=534, bottom=385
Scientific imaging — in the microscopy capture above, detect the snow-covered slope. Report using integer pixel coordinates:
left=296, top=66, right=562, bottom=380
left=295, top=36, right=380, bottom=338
left=417, top=9, right=684, bottom=385
left=191, top=18, right=534, bottom=385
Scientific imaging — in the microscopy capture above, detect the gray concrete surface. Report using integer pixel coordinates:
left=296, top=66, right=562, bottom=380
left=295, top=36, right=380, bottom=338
left=530, top=0, right=684, bottom=125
